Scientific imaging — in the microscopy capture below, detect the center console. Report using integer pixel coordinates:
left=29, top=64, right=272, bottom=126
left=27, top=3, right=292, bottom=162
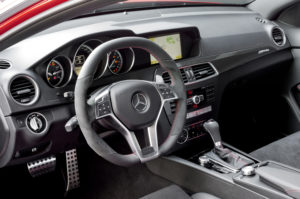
left=147, top=117, right=300, bottom=199
left=156, top=62, right=218, bottom=147
left=175, top=85, right=215, bottom=145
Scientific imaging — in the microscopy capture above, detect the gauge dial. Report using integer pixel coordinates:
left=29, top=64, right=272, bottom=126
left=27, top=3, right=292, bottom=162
left=108, top=50, right=123, bottom=74
left=73, top=39, right=108, bottom=79
left=74, top=44, right=93, bottom=76
left=46, top=60, right=64, bottom=87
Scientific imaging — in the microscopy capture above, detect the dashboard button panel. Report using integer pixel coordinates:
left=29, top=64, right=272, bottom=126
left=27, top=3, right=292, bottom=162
left=177, top=121, right=206, bottom=144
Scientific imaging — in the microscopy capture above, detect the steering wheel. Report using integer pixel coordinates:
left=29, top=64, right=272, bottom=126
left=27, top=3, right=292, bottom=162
left=74, top=37, right=186, bottom=166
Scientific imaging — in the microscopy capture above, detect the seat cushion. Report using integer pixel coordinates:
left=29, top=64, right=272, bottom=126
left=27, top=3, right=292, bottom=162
left=250, top=131, right=300, bottom=169
left=139, top=185, right=220, bottom=199
left=192, top=192, right=221, bottom=199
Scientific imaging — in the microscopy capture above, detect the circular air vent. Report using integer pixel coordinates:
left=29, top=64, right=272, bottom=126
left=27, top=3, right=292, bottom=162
left=9, top=76, right=39, bottom=106
left=271, top=27, right=286, bottom=46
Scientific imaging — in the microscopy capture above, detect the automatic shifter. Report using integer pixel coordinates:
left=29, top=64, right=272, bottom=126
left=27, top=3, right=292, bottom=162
left=203, top=119, right=223, bottom=148
left=202, top=119, right=254, bottom=172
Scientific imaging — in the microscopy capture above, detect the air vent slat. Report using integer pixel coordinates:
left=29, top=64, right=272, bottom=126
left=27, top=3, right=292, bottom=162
left=180, top=69, right=188, bottom=83
left=170, top=100, right=176, bottom=114
left=0, top=60, right=11, bottom=69
left=162, top=69, right=188, bottom=84
left=10, top=77, right=38, bottom=105
left=192, top=63, right=216, bottom=81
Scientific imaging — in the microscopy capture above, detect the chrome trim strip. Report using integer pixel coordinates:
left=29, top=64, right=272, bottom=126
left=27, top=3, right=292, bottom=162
left=123, top=47, right=136, bottom=73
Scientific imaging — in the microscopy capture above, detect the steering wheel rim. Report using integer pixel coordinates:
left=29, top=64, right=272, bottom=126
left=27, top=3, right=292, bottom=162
left=75, top=37, right=186, bottom=166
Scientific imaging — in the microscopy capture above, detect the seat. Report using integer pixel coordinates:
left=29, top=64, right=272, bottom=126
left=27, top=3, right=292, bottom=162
left=250, top=131, right=300, bottom=169
left=139, top=185, right=220, bottom=199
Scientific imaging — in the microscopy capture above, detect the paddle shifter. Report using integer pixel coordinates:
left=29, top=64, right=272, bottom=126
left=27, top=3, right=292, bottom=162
left=201, top=119, right=254, bottom=173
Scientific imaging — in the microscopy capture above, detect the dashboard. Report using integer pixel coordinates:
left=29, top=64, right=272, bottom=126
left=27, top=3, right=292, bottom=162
left=0, top=6, right=292, bottom=167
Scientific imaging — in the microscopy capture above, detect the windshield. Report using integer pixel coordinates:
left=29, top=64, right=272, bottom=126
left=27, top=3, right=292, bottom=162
left=95, top=0, right=255, bottom=14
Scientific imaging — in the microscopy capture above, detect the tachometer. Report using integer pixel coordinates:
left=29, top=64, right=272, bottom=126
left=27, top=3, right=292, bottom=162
left=108, top=50, right=123, bottom=74
left=46, top=60, right=64, bottom=87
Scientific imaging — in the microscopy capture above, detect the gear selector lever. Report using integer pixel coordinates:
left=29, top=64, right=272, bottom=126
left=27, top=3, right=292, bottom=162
left=202, top=119, right=254, bottom=172
left=203, top=119, right=222, bottom=148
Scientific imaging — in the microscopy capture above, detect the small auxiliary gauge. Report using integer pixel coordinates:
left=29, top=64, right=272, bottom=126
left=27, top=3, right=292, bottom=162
left=108, top=50, right=123, bottom=74
left=46, top=60, right=64, bottom=87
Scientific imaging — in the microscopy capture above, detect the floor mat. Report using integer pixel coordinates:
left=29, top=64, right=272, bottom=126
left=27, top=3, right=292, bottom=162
left=67, top=147, right=172, bottom=199
left=0, top=163, right=65, bottom=199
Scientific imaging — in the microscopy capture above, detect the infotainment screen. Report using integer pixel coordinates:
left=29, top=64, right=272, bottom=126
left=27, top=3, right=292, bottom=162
left=149, top=33, right=182, bottom=65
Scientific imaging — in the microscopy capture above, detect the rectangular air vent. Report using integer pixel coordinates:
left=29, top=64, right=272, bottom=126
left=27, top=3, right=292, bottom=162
left=191, top=63, right=216, bottom=81
left=162, top=68, right=188, bottom=84
left=170, top=100, right=177, bottom=114
left=205, top=86, right=216, bottom=103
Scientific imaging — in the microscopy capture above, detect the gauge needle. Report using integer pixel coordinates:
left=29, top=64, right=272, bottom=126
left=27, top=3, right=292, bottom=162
left=53, top=70, right=62, bottom=75
left=48, top=73, right=53, bottom=76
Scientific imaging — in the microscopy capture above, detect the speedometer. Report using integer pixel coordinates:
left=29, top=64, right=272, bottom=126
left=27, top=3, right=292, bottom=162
left=46, top=60, right=64, bottom=87
left=73, top=39, right=108, bottom=79
left=108, top=50, right=123, bottom=74
left=74, top=44, right=92, bottom=76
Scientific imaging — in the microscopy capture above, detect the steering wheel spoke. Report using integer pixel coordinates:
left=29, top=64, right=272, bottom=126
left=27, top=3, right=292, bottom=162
left=97, top=102, right=161, bottom=163
left=121, top=125, right=160, bottom=163
left=155, top=83, right=179, bottom=102
left=94, top=89, right=112, bottom=120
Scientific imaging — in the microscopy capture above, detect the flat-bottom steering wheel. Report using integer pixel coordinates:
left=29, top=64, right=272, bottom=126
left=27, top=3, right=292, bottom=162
left=75, top=37, right=186, bottom=166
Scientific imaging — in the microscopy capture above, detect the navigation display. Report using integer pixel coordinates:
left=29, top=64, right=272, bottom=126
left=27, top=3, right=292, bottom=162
left=149, top=33, right=182, bottom=65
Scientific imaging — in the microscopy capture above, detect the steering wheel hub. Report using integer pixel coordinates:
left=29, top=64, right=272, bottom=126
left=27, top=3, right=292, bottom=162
left=110, top=81, right=161, bottom=130
left=131, top=92, right=148, bottom=113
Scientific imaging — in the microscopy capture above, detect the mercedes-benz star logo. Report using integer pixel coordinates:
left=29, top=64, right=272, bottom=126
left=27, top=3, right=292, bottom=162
left=132, top=93, right=148, bottom=113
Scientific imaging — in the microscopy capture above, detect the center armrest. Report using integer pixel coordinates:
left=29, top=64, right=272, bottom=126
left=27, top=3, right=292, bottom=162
left=256, top=166, right=300, bottom=199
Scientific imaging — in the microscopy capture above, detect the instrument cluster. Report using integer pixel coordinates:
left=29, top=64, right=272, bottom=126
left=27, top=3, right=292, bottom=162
left=45, top=38, right=135, bottom=88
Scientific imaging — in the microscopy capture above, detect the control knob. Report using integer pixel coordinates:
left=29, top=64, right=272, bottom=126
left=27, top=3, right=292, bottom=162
left=29, top=117, right=43, bottom=131
left=241, top=166, right=256, bottom=176
left=26, top=113, right=47, bottom=134
left=192, top=95, right=204, bottom=105
left=177, top=129, right=189, bottom=144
